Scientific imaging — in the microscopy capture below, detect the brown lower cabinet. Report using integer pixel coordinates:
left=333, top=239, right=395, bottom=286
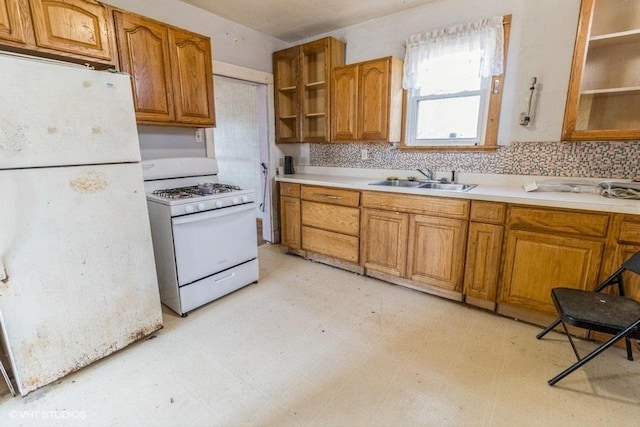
left=300, top=186, right=360, bottom=263
left=279, top=182, right=640, bottom=326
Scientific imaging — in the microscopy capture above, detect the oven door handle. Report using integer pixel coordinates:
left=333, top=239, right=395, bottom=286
left=172, top=203, right=254, bottom=225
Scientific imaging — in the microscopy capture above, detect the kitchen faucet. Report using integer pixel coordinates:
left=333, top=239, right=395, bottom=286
left=416, top=168, right=434, bottom=181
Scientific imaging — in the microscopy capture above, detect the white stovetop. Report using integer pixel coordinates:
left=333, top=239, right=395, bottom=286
left=275, top=166, right=640, bottom=215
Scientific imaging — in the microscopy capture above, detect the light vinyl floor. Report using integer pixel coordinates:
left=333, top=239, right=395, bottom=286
left=1, top=244, right=639, bottom=426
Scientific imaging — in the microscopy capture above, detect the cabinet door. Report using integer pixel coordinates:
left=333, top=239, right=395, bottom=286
left=331, top=64, right=358, bottom=141
left=28, top=0, right=114, bottom=61
left=361, top=208, right=409, bottom=277
left=562, top=0, right=640, bottom=140
left=407, top=215, right=467, bottom=292
left=280, top=196, right=301, bottom=249
left=500, top=230, right=604, bottom=313
left=358, top=58, right=390, bottom=141
left=273, top=46, right=300, bottom=142
left=168, top=27, right=214, bottom=126
left=464, top=222, right=503, bottom=304
left=114, top=11, right=175, bottom=123
left=608, top=243, right=640, bottom=302
left=0, top=0, right=30, bottom=44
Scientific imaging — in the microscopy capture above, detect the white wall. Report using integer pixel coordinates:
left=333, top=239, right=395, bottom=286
left=297, top=0, right=582, bottom=145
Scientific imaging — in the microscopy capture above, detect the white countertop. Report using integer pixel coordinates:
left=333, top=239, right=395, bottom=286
left=276, top=170, right=640, bottom=215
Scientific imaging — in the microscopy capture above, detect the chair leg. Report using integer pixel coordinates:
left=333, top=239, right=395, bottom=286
left=625, top=338, right=634, bottom=361
left=561, top=321, right=581, bottom=361
left=549, top=322, right=639, bottom=386
left=537, top=318, right=561, bottom=340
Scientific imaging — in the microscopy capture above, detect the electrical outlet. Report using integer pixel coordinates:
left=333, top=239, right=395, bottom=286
left=194, top=128, right=204, bottom=143
left=361, top=149, right=368, bottom=160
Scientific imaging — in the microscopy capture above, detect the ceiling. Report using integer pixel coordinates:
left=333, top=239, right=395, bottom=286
left=179, top=0, right=438, bottom=42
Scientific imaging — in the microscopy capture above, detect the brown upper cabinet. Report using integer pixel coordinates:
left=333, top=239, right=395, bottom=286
left=331, top=57, right=404, bottom=142
left=562, top=0, right=640, bottom=140
left=0, top=0, right=116, bottom=68
left=114, top=10, right=215, bottom=127
left=273, top=37, right=345, bottom=143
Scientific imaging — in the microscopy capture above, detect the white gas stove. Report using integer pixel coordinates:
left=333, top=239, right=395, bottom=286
left=142, top=158, right=259, bottom=316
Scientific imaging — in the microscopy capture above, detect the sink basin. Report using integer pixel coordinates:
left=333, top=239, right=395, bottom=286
left=368, top=179, right=425, bottom=188
left=417, top=182, right=477, bottom=192
left=368, top=180, right=477, bottom=192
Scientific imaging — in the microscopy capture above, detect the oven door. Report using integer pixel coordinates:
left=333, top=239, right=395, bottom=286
left=172, top=203, right=257, bottom=286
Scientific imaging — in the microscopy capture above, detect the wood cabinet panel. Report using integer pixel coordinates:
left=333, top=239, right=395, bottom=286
left=500, top=230, right=604, bottom=313
left=358, top=58, right=389, bottom=141
left=361, top=191, right=469, bottom=219
left=464, top=222, right=503, bottom=303
left=279, top=182, right=300, bottom=198
left=302, top=226, right=359, bottom=263
left=168, top=26, right=214, bottom=126
left=470, top=201, right=506, bottom=224
left=114, top=11, right=174, bottom=123
left=114, top=10, right=214, bottom=127
left=331, top=56, right=403, bottom=142
left=280, top=195, right=301, bottom=249
left=407, top=215, right=467, bottom=292
left=360, top=208, right=409, bottom=277
left=301, top=185, right=360, bottom=207
left=507, top=206, right=609, bottom=237
left=331, top=64, right=358, bottom=141
left=301, top=201, right=359, bottom=235
left=28, top=0, right=114, bottom=61
left=0, top=0, right=30, bottom=44
left=619, top=221, right=640, bottom=244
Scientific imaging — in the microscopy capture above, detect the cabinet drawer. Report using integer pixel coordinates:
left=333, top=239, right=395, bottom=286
left=620, top=221, right=640, bottom=244
left=301, top=185, right=360, bottom=207
left=470, top=201, right=506, bottom=224
left=507, top=206, right=609, bottom=237
left=301, top=201, right=360, bottom=236
left=302, top=226, right=359, bottom=263
left=361, top=191, right=469, bottom=219
left=280, top=182, right=300, bottom=197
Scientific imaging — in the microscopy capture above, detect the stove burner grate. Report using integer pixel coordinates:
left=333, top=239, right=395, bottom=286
left=153, top=183, right=241, bottom=199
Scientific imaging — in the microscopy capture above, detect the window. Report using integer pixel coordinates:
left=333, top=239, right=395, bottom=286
left=402, top=15, right=511, bottom=150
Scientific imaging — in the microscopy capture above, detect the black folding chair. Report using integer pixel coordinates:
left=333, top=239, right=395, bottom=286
left=536, top=251, right=640, bottom=386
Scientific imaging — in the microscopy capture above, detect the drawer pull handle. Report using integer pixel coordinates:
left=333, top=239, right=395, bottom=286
left=314, top=193, right=341, bottom=200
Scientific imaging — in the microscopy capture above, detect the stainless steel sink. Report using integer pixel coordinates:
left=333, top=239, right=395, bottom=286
left=417, top=182, right=477, bottom=192
left=368, top=180, right=477, bottom=192
left=368, top=179, right=425, bottom=188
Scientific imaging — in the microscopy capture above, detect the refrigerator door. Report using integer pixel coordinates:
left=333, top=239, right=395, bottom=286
left=0, top=163, right=162, bottom=396
left=0, top=53, right=140, bottom=169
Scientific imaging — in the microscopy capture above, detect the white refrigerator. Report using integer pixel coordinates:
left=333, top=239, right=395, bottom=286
left=0, top=53, right=163, bottom=396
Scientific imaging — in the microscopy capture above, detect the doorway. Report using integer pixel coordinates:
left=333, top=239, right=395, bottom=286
left=211, top=64, right=275, bottom=244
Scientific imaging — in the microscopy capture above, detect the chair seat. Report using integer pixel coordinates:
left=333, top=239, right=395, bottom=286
left=552, top=287, right=640, bottom=337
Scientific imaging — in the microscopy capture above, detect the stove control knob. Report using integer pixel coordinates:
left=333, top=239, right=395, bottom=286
left=197, top=202, right=206, bottom=211
left=215, top=200, right=223, bottom=208
left=185, top=205, right=196, bottom=213
left=232, top=197, right=240, bottom=204
left=241, top=196, right=249, bottom=203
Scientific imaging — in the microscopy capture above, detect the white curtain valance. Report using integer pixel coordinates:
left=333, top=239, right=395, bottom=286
left=402, top=16, right=504, bottom=90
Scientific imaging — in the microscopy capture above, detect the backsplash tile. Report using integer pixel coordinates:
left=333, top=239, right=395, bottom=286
left=309, top=141, right=640, bottom=179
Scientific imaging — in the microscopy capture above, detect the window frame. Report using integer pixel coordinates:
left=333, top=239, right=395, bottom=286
left=400, top=14, right=511, bottom=152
